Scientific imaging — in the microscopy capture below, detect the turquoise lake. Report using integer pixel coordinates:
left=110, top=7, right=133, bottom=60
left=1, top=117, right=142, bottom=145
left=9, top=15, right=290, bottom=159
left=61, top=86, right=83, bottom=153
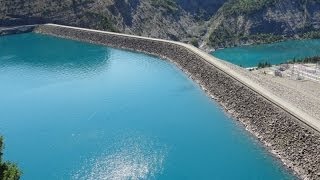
left=0, top=33, right=295, bottom=179
left=212, top=39, right=320, bottom=67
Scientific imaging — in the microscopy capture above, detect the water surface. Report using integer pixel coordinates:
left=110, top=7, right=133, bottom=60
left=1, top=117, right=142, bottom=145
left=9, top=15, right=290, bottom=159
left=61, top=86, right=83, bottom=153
left=0, top=33, right=295, bottom=179
left=212, top=39, right=320, bottom=67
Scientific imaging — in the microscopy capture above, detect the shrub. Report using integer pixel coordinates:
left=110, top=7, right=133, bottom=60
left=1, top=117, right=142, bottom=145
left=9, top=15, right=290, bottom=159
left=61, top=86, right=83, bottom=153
left=222, top=0, right=278, bottom=16
left=190, top=38, right=199, bottom=47
left=257, top=61, right=271, bottom=68
left=0, top=136, right=21, bottom=180
left=287, top=56, right=320, bottom=64
left=151, top=0, right=178, bottom=13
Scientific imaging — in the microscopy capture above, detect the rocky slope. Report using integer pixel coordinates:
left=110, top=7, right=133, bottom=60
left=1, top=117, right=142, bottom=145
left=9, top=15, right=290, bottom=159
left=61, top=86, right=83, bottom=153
left=0, top=0, right=224, bottom=42
left=205, top=0, right=320, bottom=48
left=1, top=0, right=320, bottom=48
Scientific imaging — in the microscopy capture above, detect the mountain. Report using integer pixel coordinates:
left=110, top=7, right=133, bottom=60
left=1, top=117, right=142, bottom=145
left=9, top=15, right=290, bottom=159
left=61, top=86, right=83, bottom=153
left=1, top=0, right=320, bottom=49
left=205, top=0, right=320, bottom=48
left=0, top=0, right=224, bottom=42
left=176, top=0, right=226, bottom=19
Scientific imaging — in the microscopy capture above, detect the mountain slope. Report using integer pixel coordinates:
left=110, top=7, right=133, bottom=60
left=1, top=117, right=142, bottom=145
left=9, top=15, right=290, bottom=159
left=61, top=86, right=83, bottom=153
left=1, top=0, right=320, bottom=49
left=206, top=0, right=320, bottom=48
left=0, top=0, right=225, bottom=42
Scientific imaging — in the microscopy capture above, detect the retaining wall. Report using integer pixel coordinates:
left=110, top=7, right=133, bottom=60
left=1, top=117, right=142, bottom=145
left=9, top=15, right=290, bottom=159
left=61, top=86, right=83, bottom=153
left=33, top=24, right=320, bottom=179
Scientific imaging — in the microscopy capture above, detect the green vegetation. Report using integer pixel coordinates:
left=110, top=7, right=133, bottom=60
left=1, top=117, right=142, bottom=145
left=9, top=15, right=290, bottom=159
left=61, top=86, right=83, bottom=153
left=302, top=31, right=320, bottom=39
left=209, top=29, right=284, bottom=48
left=257, top=61, right=272, bottom=68
left=208, top=24, right=234, bottom=47
left=208, top=0, right=320, bottom=48
left=101, top=17, right=118, bottom=32
left=0, top=136, right=21, bottom=180
left=287, top=56, right=320, bottom=64
left=151, top=0, right=178, bottom=13
left=208, top=0, right=286, bottom=48
left=241, top=33, right=283, bottom=44
left=221, top=0, right=278, bottom=16
left=83, top=12, right=118, bottom=32
left=190, top=38, right=199, bottom=47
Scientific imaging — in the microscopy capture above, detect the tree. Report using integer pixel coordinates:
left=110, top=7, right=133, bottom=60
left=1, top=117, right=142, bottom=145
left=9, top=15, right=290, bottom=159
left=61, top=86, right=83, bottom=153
left=190, top=38, right=199, bottom=47
left=0, top=136, right=21, bottom=180
left=257, top=61, right=271, bottom=69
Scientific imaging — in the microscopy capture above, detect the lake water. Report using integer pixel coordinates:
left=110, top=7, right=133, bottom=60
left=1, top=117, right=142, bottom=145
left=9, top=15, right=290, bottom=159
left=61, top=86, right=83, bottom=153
left=212, top=39, right=320, bottom=67
left=0, top=33, right=294, bottom=179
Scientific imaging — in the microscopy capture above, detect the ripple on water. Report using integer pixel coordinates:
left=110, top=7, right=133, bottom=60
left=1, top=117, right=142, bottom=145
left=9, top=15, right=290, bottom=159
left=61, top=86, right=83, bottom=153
left=72, top=132, right=168, bottom=180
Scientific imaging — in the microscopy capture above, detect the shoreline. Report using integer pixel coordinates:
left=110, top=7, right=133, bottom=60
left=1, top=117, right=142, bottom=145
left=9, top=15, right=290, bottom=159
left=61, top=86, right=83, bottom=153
left=0, top=25, right=36, bottom=36
left=3, top=24, right=319, bottom=179
left=169, top=55, right=303, bottom=179
left=33, top=24, right=320, bottom=179
left=168, top=57, right=299, bottom=176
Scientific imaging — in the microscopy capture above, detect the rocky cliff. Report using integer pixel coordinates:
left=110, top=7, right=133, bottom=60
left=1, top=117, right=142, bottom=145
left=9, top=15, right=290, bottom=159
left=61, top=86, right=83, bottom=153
left=206, top=0, right=320, bottom=48
left=0, top=0, right=224, bottom=42
left=1, top=0, right=320, bottom=48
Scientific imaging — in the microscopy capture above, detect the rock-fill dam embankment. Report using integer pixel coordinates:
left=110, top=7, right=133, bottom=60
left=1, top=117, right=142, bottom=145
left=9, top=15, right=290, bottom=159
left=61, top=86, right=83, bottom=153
left=33, top=24, right=320, bottom=179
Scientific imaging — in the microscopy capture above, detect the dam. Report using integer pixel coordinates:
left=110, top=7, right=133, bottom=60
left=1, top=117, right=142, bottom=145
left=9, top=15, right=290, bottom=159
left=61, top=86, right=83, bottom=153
left=1, top=24, right=320, bottom=179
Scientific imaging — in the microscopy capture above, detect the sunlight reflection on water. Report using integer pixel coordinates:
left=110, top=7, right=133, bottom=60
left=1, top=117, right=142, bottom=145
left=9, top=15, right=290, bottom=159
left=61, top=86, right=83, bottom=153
left=72, top=133, right=168, bottom=180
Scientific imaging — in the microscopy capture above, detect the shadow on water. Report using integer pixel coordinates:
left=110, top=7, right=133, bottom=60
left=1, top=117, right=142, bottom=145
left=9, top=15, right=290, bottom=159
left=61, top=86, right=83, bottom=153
left=0, top=33, right=111, bottom=72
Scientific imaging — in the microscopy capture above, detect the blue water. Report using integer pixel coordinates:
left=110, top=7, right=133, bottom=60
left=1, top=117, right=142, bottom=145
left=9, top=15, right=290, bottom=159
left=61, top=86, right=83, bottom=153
left=0, top=33, right=294, bottom=179
left=212, top=39, right=320, bottom=67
